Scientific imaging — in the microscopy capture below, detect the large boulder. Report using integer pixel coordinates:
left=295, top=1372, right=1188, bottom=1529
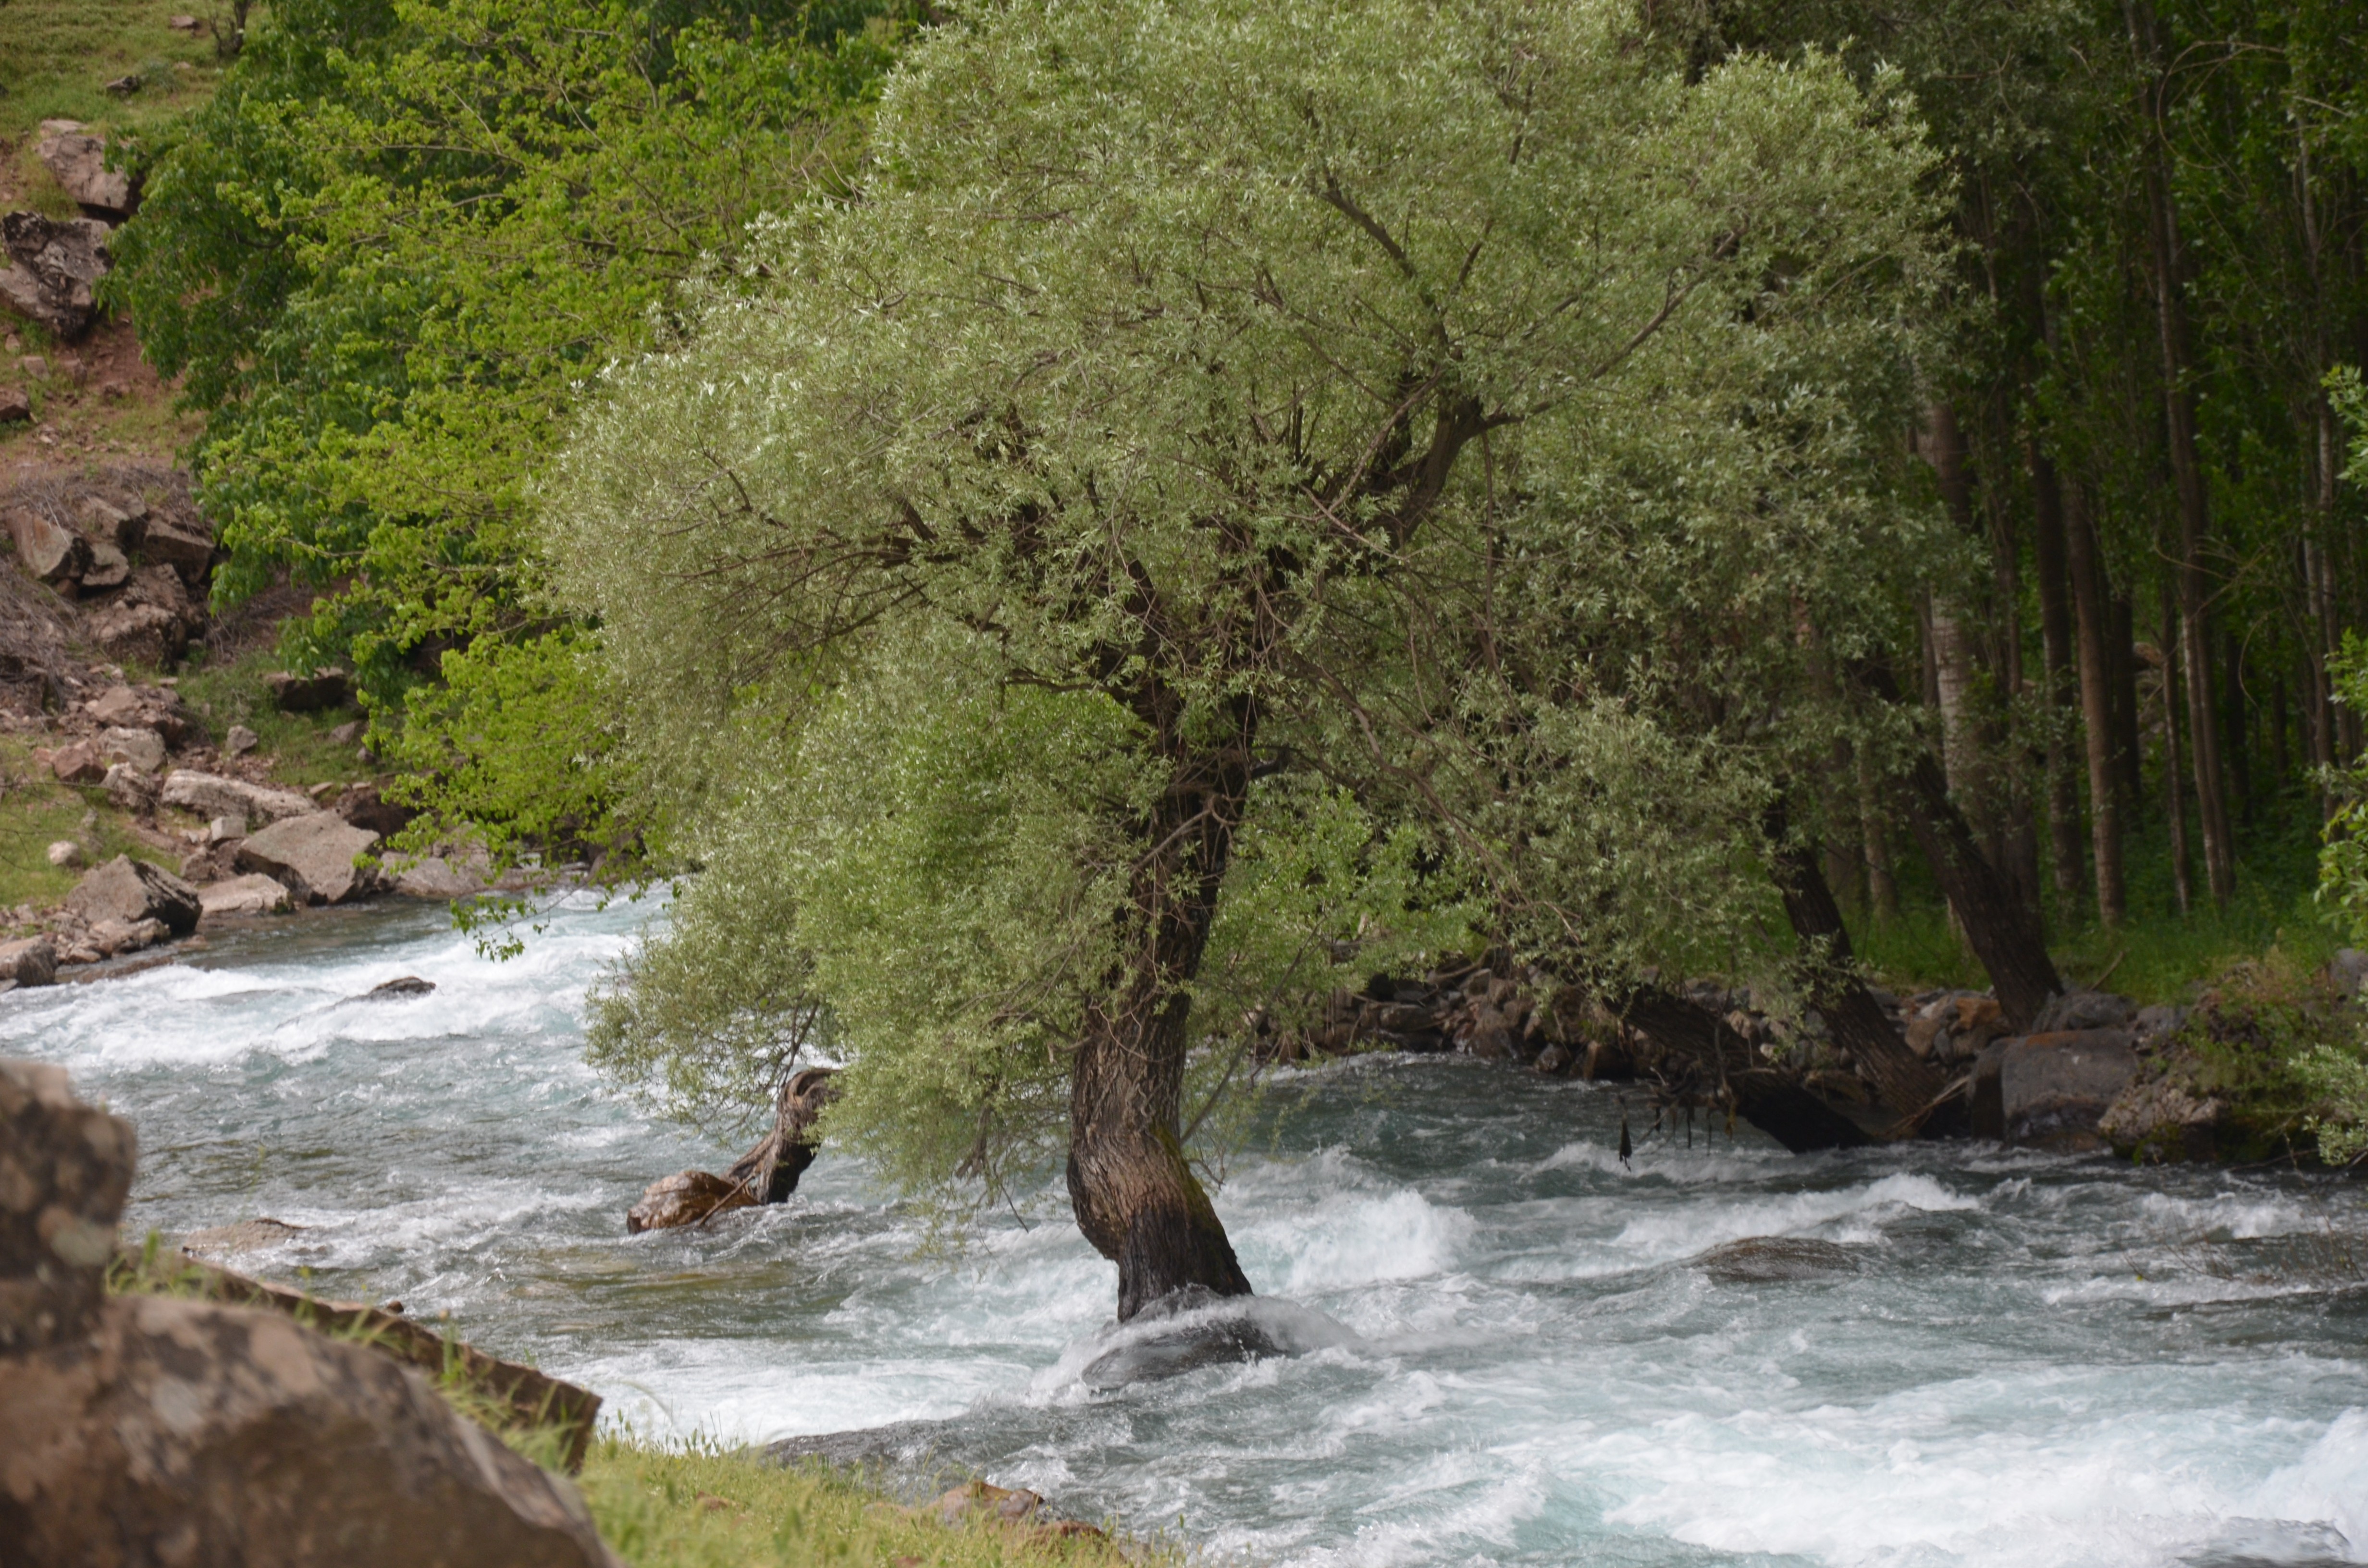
left=0, top=1059, right=134, bottom=1351
left=61, top=856, right=201, bottom=937
left=392, top=854, right=486, bottom=900
left=34, top=121, right=136, bottom=216
left=199, top=873, right=294, bottom=917
left=0, top=1059, right=619, bottom=1568
left=85, top=600, right=185, bottom=667
left=1971, top=1029, right=2141, bottom=1152
left=160, top=769, right=320, bottom=826
left=7, top=505, right=88, bottom=586
left=137, top=520, right=216, bottom=585
left=237, top=812, right=381, bottom=904
left=95, top=726, right=164, bottom=773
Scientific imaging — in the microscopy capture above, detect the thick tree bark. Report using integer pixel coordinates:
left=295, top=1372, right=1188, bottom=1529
left=2064, top=478, right=2127, bottom=925
left=1067, top=735, right=1255, bottom=1323
left=2029, top=442, right=2085, bottom=911
left=1766, top=806, right=1948, bottom=1122
left=1613, top=986, right=1873, bottom=1153
left=725, top=1067, right=839, bottom=1204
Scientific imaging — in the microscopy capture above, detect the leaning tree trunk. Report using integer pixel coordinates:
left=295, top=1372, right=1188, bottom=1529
left=1766, top=803, right=1947, bottom=1124
left=1066, top=732, right=1256, bottom=1323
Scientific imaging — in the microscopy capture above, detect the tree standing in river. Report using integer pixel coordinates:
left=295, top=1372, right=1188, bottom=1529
left=559, top=0, right=1948, bottom=1315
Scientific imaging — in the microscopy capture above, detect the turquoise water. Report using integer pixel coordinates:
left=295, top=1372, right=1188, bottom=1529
left=6, top=898, right=2366, bottom=1567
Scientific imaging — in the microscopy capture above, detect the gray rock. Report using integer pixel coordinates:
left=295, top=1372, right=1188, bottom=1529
left=223, top=723, right=259, bottom=757
left=392, top=854, right=485, bottom=900
left=96, top=725, right=164, bottom=773
left=365, top=976, right=435, bottom=998
left=0, top=211, right=111, bottom=341
left=34, top=121, right=135, bottom=215
left=43, top=841, right=80, bottom=870
left=2098, top=1075, right=2224, bottom=1163
left=181, top=1216, right=305, bottom=1256
left=137, top=520, right=216, bottom=584
left=1971, top=1029, right=2140, bottom=1151
left=0, top=386, right=27, bottom=424
left=1695, top=1236, right=1857, bottom=1284
left=86, top=916, right=166, bottom=956
left=61, top=855, right=200, bottom=936
left=237, top=812, right=380, bottom=904
left=99, top=761, right=155, bottom=814
left=2131, top=1003, right=2189, bottom=1047
left=198, top=873, right=292, bottom=917
left=0, top=1058, right=134, bottom=1351
left=2327, top=948, right=2368, bottom=999
left=0, top=938, right=56, bottom=987
left=86, top=600, right=185, bottom=667
left=74, top=494, right=145, bottom=552
left=2031, top=989, right=2136, bottom=1034
left=160, top=769, right=318, bottom=826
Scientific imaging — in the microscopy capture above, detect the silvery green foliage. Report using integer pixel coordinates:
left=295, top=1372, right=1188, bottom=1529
left=558, top=0, right=1946, bottom=1197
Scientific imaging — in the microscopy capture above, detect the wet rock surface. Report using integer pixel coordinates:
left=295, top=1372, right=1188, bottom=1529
left=1971, top=1029, right=2141, bottom=1151
left=60, top=855, right=200, bottom=937
left=1695, top=1236, right=1859, bottom=1284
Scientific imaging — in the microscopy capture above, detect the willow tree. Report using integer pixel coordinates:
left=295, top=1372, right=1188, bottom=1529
left=559, top=0, right=1944, bottom=1317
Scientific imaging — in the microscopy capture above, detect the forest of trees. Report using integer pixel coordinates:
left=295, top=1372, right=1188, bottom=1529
left=106, top=0, right=2368, bottom=1314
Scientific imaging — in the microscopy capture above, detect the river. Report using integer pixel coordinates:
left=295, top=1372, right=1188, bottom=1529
left=6, top=898, right=2365, bottom=1568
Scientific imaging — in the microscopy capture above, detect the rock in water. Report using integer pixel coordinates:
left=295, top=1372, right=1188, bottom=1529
left=197, top=874, right=294, bottom=917
left=182, top=1216, right=306, bottom=1256
left=61, top=855, right=201, bottom=937
left=625, top=1170, right=757, bottom=1234
left=0, top=938, right=57, bottom=988
left=236, top=812, right=381, bottom=904
left=1971, top=1029, right=2140, bottom=1151
left=1080, top=1285, right=1283, bottom=1388
left=365, top=976, right=435, bottom=998
left=1694, top=1236, right=1857, bottom=1284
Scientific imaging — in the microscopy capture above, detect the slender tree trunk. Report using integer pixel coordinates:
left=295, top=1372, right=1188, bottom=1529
left=2065, top=478, right=2127, bottom=926
left=2131, top=0, right=2235, bottom=906
left=1921, top=403, right=1986, bottom=806
left=2030, top=441, right=2086, bottom=911
left=1767, top=804, right=1947, bottom=1122
left=2113, top=592, right=2145, bottom=812
left=2160, top=579, right=2194, bottom=917
left=1858, top=748, right=1899, bottom=920
left=1067, top=734, right=1255, bottom=1322
left=2224, top=633, right=2249, bottom=822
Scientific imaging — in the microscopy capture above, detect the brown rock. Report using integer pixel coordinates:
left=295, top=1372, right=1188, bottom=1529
left=625, top=1170, right=756, bottom=1234
left=78, top=541, right=130, bottom=591
left=100, top=761, right=156, bottom=815
left=62, top=855, right=202, bottom=936
left=86, top=915, right=167, bottom=956
left=74, top=495, right=145, bottom=552
left=0, top=937, right=57, bottom=987
left=8, top=506, right=89, bottom=586
left=137, top=520, right=215, bottom=583
left=47, top=742, right=103, bottom=784
left=160, top=769, right=319, bottom=825
left=34, top=121, right=135, bottom=216
left=0, top=387, right=27, bottom=423
left=0, top=211, right=112, bottom=341
left=340, top=781, right=417, bottom=837
left=0, top=1293, right=621, bottom=1568
left=198, top=873, right=293, bottom=917
left=86, top=600, right=186, bottom=667
left=237, top=812, right=381, bottom=904
left=0, top=1058, right=134, bottom=1351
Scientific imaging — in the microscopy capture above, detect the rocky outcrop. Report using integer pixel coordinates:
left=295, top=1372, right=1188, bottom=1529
left=0, top=937, right=58, bottom=987
left=627, top=1067, right=839, bottom=1233
left=35, top=121, right=136, bottom=218
left=237, top=812, right=381, bottom=904
left=60, top=856, right=201, bottom=937
left=1970, top=1029, right=2140, bottom=1151
left=8, top=502, right=88, bottom=585
left=0, top=211, right=111, bottom=341
left=0, top=1060, right=619, bottom=1568
left=160, top=769, right=320, bottom=826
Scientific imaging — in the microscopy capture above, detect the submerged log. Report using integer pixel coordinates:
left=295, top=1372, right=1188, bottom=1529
left=625, top=1066, right=838, bottom=1234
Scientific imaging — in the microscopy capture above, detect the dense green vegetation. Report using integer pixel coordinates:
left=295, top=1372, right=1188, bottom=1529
left=92, top=0, right=2368, bottom=1298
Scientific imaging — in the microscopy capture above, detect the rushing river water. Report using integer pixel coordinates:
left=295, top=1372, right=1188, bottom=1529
left=6, top=898, right=2367, bottom=1567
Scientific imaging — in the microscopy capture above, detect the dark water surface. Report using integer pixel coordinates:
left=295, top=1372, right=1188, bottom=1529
left=7, top=899, right=2366, bottom=1567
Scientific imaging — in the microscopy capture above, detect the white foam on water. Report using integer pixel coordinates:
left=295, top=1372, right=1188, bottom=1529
left=12, top=902, right=2368, bottom=1568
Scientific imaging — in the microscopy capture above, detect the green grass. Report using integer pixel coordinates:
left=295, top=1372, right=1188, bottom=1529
left=0, top=0, right=244, bottom=145
left=0, top=737, right=178, bottom=912
left=176, top=648, right=373, bottom=791
left=580, top=1443, right=1166, bottom=1568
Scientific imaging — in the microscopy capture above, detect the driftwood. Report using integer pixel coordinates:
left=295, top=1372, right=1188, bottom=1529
left=116, top=1247, right=602, bottom=1472
left=626, top=1066, right=839, bottom=1233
